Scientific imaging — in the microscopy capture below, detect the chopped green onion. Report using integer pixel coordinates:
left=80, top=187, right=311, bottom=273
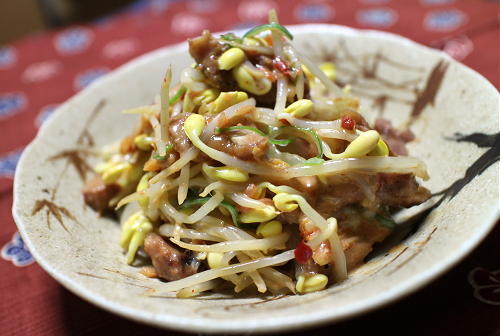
left=220, top=201, right=240, bottom=227
left=180, top=197, right=211, bottom=209
left=243, top=23, right=293, bottom=40
left=169, top=86, right=186, bottom=105
left=153, top=144, right=173, bottom=160
left=180, top=197, right=240, bottom=226
left=217, top=125, right=266, bottom=137
left=302, top=157, right=325, bottom=166
left=271, top=126, right=324, bottom=158
left=220, top=33, right=242, bottom=43
left=216, top=125, right=294, bottom=146
left=299, top=127, right=323, bottom=158
left=269, top=138, right=294, bottom=146
left=374, top=213, right=396, bottom=229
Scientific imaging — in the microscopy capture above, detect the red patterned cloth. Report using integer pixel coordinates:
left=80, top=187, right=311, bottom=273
left=1, top=1, right=498, bottom=335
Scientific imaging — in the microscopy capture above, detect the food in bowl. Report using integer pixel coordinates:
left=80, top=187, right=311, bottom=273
left=82, top=11, right=430, bottom=297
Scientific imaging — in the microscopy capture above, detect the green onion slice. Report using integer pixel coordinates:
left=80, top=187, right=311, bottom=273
left=302, top=157, right=325, bottom=166
left=269, top=138, right=294, bottom=146
left=153, top=144, right=173, bottom=160
left=216, top=126, right=294, bottom=146
left=220, top=33, right=243, bottom=43
left=181, top=197, right=240, bottom=226
left=169, top=86, right=186, bottom=105
left=271, top=126, right=324, bottom=158
left=374, top=213, right=397, bottom=230
left=243, top=23, right=293, bottom=40
left=217, top=125, right=266, bottom=137
left=180, top=197, right=210, bottom=209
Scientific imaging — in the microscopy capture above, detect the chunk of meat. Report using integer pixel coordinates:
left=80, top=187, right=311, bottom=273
left=188, top=30, right=236, bottom=92
left=295, top=259, right=324, bottom=277
left=276, top=209, right=301, bottom=225
left=144, top=233, right=199, bottom=281
left=206, top=129, right=268, bottom=160
left=248, top=86, right=278, bottom=108
left=284, top=171, right=429, bottom=273
left=339, top=219, right=391, bottom=270
left=294, top=172, right=429, bottom=270
left=317, top=173, right=430, bottom=219
left=169, top=114, right=192, bottom=153
left=295, top=176, right=319, bottom=195
left=285, top=138, right=317, bottom=159
left=374, top=118, right=415, bottom=156
left=323, top=137, right=348, bottom=154
left=83, top=176, right=120, bottom=212
left=316, top=182, right=365, bottom=217
left=376, top=173, right=431, bottom=208
left=216, top=105, right=255, bottom=129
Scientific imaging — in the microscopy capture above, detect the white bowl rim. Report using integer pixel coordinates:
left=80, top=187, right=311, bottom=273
left=13, top=23, right=500, bottom=334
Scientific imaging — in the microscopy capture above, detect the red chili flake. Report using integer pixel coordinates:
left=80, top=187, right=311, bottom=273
left=294, top=240, right=313, bottom=264
left=273, top=57, right=292, bottom=76
left=341, top=116, right=356, bottom=130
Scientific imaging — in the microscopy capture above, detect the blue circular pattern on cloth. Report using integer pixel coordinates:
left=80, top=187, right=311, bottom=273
left=1, top=232, right=34, bottom=267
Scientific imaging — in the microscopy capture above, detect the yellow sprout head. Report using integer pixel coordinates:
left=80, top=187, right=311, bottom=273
left=134, top=134, right=153, bottom=151
left=273, top=193, right=299, bottom=212
left=136, top=172, right=153, bottom=209
left=296, top=274, right=329, bottom=293
left=232, top=64, right=272, bottom=95
left=256, top=220, right=283, bottom=238
left=218, top=48, right=246, bottom=70
left=202, top=163, right=249, bottom=182
left=120, top=211, right=153, bottom=264
left=343, top=130, right=380, bottom=158
left=368, top=138, right=389, bottom=157
left=184, top=113, right=205, bottom=140
left=284, top=99, right=314, bottom=118
left=210, top=91, right=248, bottom=114
left=327, top=130, right=381, bottom=160
left=102, top=162, right=130, bottom=184
left=207, top=252, right=224, bottom=269
left=320, top=62, right=336, bottom=81
left=240, top=205, right=278, bottom=223
left=193, top=88, right=220, bottom=106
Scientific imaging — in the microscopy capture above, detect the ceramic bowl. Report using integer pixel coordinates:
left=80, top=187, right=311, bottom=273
left=13, top=24, right=499, bottom=334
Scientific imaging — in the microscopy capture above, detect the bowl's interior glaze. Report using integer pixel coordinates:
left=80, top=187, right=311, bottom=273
left=13, top=25, right=499, bottom=333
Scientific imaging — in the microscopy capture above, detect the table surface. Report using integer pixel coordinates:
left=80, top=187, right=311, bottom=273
left=0, top=1, right=498, bottom=335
